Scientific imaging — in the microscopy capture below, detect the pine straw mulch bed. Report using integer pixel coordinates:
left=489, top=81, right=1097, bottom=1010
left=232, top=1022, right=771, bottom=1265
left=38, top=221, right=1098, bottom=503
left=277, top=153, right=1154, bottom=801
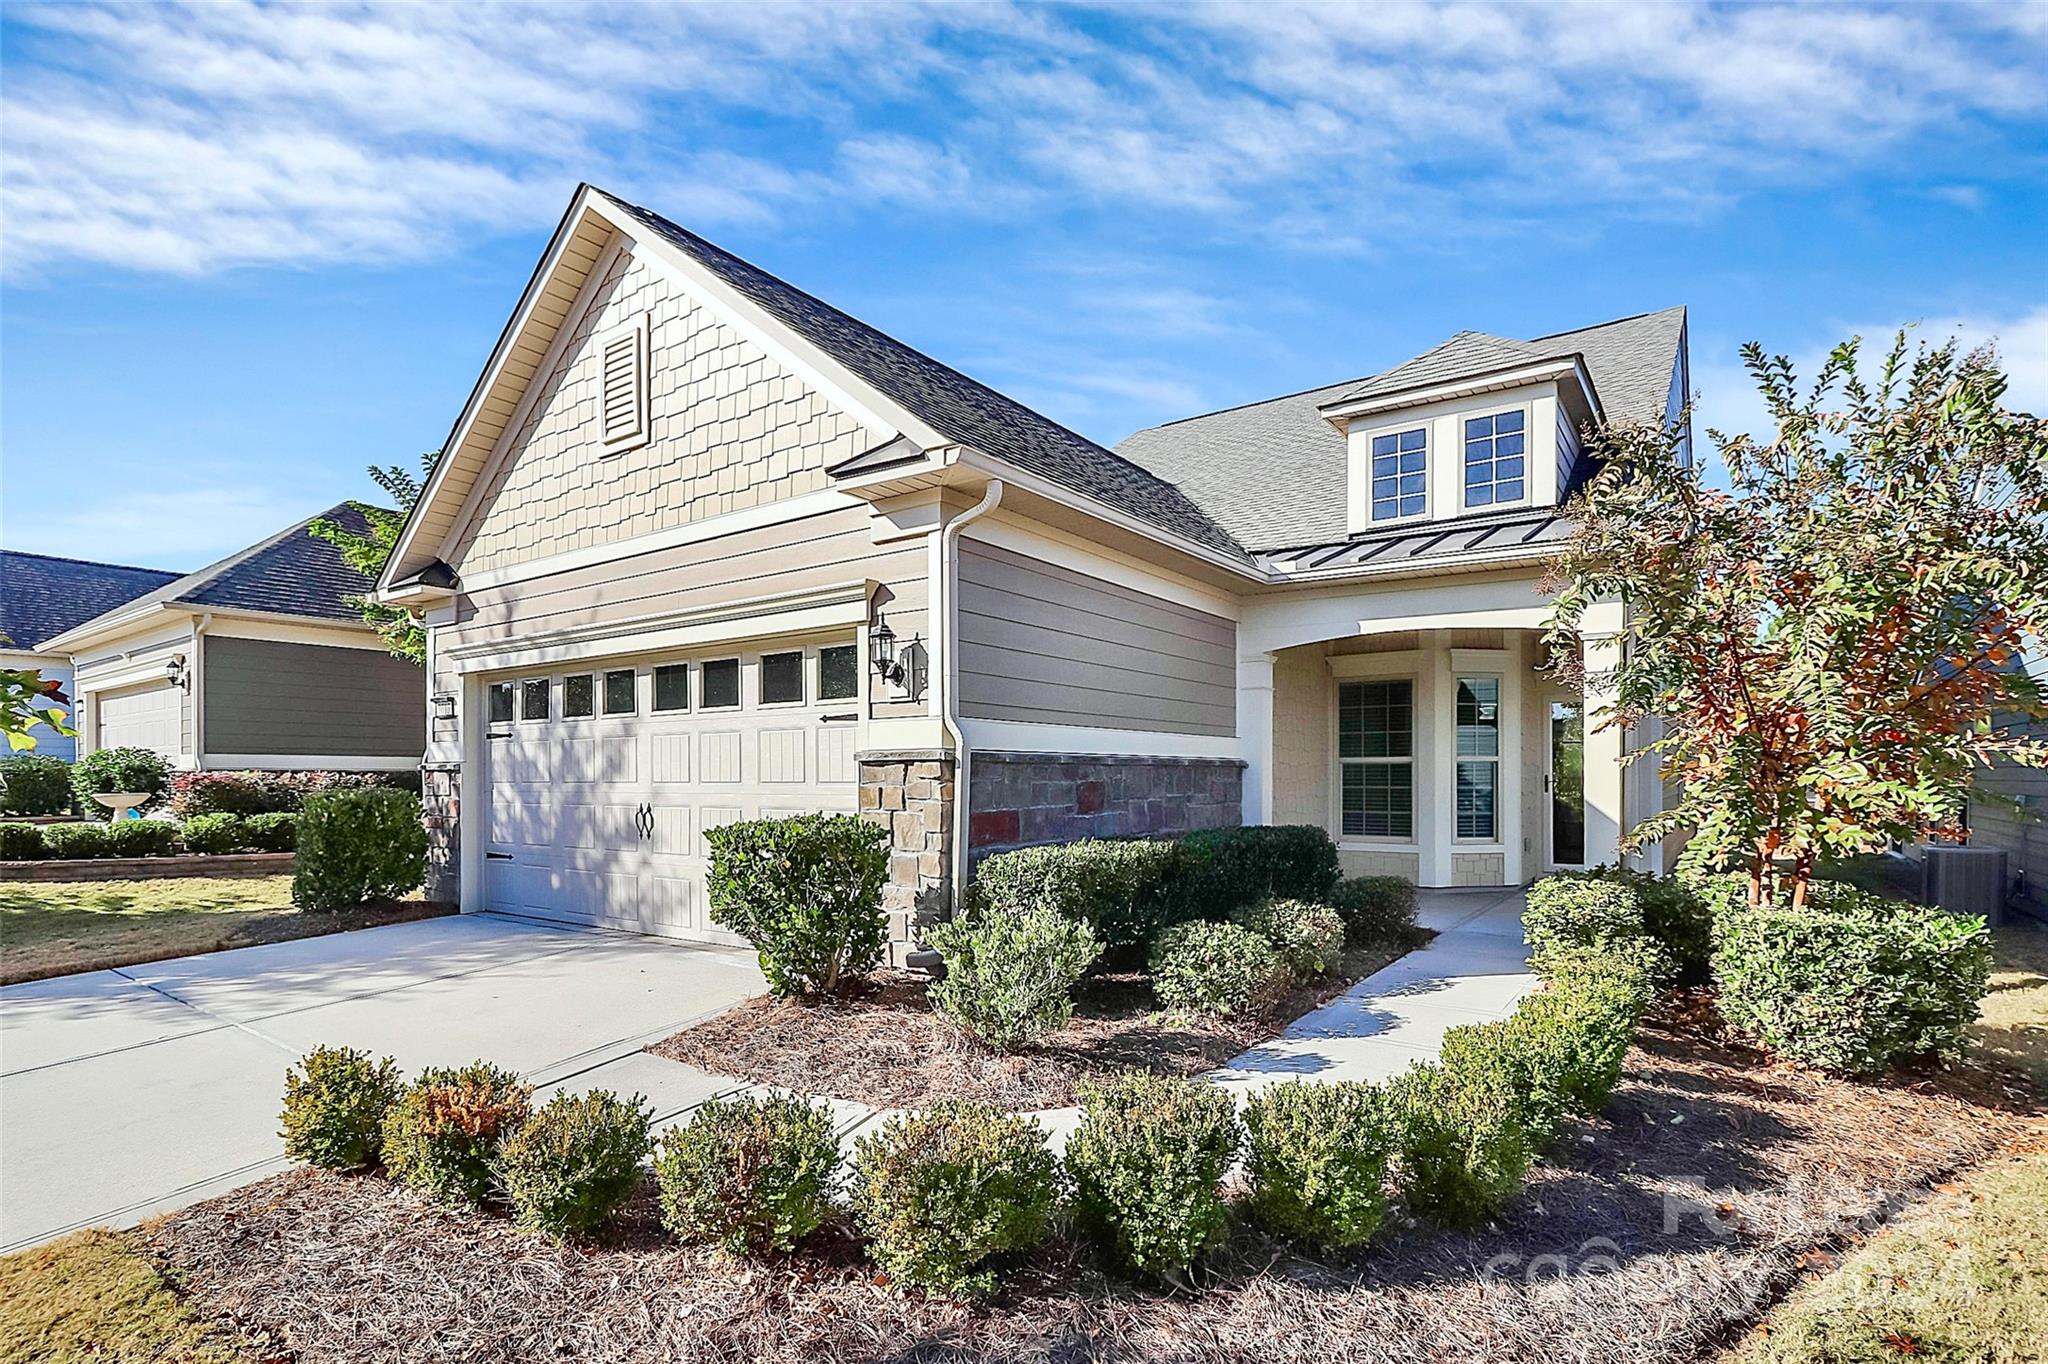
left=142, top=999, right=2045, bottom=1364
left=647, top=940, right=1414, bottom=1111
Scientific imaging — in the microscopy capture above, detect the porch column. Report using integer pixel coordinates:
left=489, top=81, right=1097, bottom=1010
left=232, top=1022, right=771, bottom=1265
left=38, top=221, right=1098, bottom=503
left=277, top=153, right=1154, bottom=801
left=1237, top=652, right=1276, bottom=826
left=1581, top=629, right=1626, bottom=869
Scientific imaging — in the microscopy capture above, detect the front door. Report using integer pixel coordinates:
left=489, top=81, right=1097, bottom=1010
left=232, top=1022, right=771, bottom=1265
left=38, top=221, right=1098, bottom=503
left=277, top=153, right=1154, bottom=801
left=1548, top=699, right=1586, bottom=869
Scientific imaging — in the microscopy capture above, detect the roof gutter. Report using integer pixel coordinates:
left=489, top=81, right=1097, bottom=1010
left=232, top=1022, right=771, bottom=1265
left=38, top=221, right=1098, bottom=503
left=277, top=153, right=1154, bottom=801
left=940, top=478, right=1002, bottom=910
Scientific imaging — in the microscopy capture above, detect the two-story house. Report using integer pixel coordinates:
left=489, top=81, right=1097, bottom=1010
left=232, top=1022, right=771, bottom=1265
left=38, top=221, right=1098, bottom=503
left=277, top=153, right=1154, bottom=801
left=378, top=184, right=1684, bottom=957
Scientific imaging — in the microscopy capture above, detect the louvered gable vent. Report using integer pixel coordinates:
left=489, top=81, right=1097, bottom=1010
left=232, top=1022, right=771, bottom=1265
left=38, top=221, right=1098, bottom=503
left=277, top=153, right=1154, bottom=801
left=598, top=314, right=648, bottom=452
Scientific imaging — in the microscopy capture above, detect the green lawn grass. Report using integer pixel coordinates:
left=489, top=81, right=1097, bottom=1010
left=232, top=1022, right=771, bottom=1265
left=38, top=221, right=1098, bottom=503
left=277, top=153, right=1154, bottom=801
left=0, top=1228, right=258, bottom=1364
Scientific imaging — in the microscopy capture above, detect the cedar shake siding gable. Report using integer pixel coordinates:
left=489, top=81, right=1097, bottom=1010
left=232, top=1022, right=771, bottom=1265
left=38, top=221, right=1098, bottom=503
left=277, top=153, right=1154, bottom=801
left=450, top=247, right=886, bottom=577
left=956, top=540, right=1236, bottom=738
left=202, top=635, right=426, bottom=759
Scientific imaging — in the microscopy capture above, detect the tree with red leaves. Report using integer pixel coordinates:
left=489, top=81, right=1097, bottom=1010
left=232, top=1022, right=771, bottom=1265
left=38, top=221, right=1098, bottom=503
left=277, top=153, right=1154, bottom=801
left=1546, top=333, right=2048, bottom=908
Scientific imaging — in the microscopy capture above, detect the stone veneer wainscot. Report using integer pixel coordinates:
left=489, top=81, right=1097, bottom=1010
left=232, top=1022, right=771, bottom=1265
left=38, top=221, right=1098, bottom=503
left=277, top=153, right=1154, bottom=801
left=966, top=751, right=1245, bottom=865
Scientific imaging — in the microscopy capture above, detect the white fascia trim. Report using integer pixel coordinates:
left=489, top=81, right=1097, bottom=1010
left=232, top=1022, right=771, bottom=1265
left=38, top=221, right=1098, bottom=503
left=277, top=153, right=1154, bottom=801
left=37, top=603, right=183, bottom=656
left=202, top=615, right=390, bottom=651
left=600, top=192, right=941, bottom=452
left=388, top=189, right=616, bottom=584
left=952, top=448, right=1260, bottom=583
left=456, top=487, right=866, bottom=593
left=1319, top=358, right=1596, bottom=425
left=444, top=579, right=874, bottom=675
left=967, top=509, right=1243, bottom=620
left=961, top=717, right=1242, bottom=761
left=204, top=754, right=419, bottom=772
left=1265, top=542, right=1565, bottom=586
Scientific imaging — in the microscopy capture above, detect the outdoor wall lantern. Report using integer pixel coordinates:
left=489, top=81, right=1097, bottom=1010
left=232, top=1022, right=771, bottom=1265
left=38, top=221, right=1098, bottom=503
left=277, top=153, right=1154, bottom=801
left=431, top=693, right=457, bottom=722
left=165, top=654, right=190, bottom=690
left=869, top=611, right=916, bottom=688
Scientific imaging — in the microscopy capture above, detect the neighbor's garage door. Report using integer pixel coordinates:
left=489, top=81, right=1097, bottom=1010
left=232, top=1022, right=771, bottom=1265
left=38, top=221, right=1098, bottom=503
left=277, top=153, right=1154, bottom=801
left=96, top=681, right=182, bottom=761
left=481, top=638, right=862, bottom=942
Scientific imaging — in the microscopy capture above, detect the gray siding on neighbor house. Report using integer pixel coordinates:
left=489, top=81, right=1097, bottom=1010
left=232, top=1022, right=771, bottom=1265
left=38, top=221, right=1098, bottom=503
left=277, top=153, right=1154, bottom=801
left=1972, top=708, right=2048, bottom=924
left=203, top=635, right=425, bottom=758
left=956, top=540, right=1236, bottom=737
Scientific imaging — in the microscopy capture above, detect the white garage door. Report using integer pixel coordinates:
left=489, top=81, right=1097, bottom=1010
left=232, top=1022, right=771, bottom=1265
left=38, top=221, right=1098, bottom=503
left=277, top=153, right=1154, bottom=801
left=96, top=682, right=182, bottom=760
left=481, top=639, right=863, bottom=942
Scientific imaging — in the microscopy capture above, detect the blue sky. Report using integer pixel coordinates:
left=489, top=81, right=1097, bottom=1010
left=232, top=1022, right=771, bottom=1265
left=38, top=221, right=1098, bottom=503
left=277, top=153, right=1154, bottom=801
left=3, top=0, right=2044, bottom=570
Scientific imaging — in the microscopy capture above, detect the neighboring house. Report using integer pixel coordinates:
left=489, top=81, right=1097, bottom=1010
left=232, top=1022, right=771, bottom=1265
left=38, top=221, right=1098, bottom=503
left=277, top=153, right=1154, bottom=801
left=377, top=184, right=1685, bottom=956
left=0, top=551, right=181, bottom=761
left=1964, top=649, right=2048, bottom=923
left=37, top=505, right=426, bottom=773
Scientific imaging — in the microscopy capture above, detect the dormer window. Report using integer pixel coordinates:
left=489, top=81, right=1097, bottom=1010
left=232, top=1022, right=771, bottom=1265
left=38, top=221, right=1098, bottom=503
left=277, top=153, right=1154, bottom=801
left=1370, top=427, right=1428, bottom=522
left=1462, top=410, right=1526, bottom=508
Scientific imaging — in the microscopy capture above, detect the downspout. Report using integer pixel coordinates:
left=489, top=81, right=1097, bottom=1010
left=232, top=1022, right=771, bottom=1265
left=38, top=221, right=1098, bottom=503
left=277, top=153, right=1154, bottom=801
left=190, top=612, right=212, bottom=771
left=940, top=479, right=1003, bottom=913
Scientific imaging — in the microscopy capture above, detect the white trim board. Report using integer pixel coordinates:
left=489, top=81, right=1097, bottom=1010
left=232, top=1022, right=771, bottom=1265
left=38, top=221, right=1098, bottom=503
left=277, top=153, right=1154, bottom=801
left=960, top=717, right=1242, bottom=762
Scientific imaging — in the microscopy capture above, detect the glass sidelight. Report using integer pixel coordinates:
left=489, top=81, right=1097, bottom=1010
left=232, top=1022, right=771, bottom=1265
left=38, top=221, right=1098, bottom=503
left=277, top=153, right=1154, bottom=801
left=1549, top=700, right=1586, bottom=867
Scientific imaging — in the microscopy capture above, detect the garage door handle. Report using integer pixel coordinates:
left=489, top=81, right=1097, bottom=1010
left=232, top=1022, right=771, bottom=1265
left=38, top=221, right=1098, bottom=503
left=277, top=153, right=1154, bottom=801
left=820, top=712, right=858, bottom=723
left=636, top=803, right=654, bottom=839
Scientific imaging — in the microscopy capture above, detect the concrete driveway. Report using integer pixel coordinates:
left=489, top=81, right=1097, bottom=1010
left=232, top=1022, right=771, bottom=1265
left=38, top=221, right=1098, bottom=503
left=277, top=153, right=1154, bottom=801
left=0, top=913, right=764, bottom=1252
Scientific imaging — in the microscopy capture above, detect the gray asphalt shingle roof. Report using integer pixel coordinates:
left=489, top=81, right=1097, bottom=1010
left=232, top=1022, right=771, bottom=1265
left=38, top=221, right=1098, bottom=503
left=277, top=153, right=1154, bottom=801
left=0, top=552, right=179, bottom=654
left=606, top=194, right=1250, bottom=562
left=45, top=503, right=389, bottom=646
left=1116, top=306, right=1685, bottom=553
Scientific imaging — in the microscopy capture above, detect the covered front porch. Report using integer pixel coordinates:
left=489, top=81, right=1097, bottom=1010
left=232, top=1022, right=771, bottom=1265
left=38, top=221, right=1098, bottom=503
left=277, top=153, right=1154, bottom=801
left=1235, top=570, right=1653, bottom=889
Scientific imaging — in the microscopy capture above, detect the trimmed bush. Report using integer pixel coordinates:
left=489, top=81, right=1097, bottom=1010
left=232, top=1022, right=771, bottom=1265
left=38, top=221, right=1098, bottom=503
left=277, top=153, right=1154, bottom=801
left=167, top=768, right=420, bottom=818
left=180, top=812, right=247, bottom=855
left=655, top=1094, right=839, bottom=1256
left=927, top=907, right=1099, bottom=1051
left=1523, top=873, right=1672, bottom=986
left=849, top=1102, right=1059, bottom=1296
left=0, top=822, right=47, bottom=860
left=497, top=1090, right=653, bottom=1239
left=1236, top=897, right=1346, bottom=978
left=1149, top=919, right=1293, bottom=1016
left=40, top=822, right=112, bottom=859
left=381, top=1061, right=532, bottom=1206
left=103, top=820, right=182, bottom=858
left=1179, top=824, right=1340, bottom=915
left=242, top=812, right=298, bottom=853
left=970, top=838, right=1188, bottom=952
left=1066, top=1072, right=1239, bottom=1281
left=1712, top=885, right=1991, bottom=1074
left=704, top=812, right=887, bottom=997
left=1501, top=952, right=1651, bottom=1134
left=1391, top=1033, right=1535, bottom=1228
left=294, top=788, right=427, bottom=910
left=71, top=746, right=172, bottom=819
left=278, top=1044, right=402, bottom=1170
left=1330, top=875, right=1421, bottom=946
left=0, top=753, right=72, bottom=815
left=1241, top=1079, right=1395, bottom=1251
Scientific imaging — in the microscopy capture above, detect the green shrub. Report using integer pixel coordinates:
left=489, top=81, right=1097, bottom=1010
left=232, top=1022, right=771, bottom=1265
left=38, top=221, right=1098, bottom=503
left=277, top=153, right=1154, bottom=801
left=1500, top=954, right=1650, bottom=1134
left=654, top=1094, right=839, bottom=1256
left=704, top=812, right=887, bottom=997
left=849, top=1102, right=1059, bottom=1296
left=926, top=907, right=1099, bottom=1051
left=381, top=1060, right=532, bottom=1206
left=179, top=812, right=247, bottom=855
left=1330, top=875, right=1421, bottom=946
left=1235, top=897, right=1346, bottom=978
left=1241, top=1079, right=1395, bottom=1251
left=40, top=822, right=112, bottom=859
left=1523, top=873, right=1673, bottom=986
left=71, top=746, right=172, bottom=819
left=1179, top=824, right=1340, bottom=915
left=1149, top=919, right=1293, bottom=1015
left=1065, top=1072, right=1238, bottom=1280
left=166, top=769, right=416, bottom=818
left=278, top=1045, right=402, bottom=1170
left=294, top=788, right=427, bottom=910
left=496, top=1090, right=653, bottom=1239
left=104, top=820, right=182, bottom=858
left=242, top=811, right=298, bottom=852
left=0, top=822, right=47, bottom=860
left=1712, top=886, right=1991, bottom=1074
left=0, top=753, right=72, bottom=815
left=970, top=837, right=1187, bottom=952
left=1390, top=1034, right=1535, bottom=1227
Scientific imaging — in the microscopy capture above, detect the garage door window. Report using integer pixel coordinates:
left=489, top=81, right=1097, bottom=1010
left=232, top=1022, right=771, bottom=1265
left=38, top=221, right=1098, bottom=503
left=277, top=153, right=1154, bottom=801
left=563, top=674, right=594, bottom=718
left=520, top=678, right=550, bottom=721
left=653, top=665, right=689, bottom=712
left=761, top=651, right=803, bottom=705
left=604, top=669, right=636, bottom=715
left=488, top=681, right=514, bottom=725
left=702, top=658, right=740, bottom=710
left=820, top=644, right=858, bottom=701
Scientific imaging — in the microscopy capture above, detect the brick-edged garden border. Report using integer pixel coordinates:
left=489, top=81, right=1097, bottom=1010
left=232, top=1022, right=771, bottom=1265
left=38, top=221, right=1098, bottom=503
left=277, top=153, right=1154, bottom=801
left=0, top=852, right=294, bottom=883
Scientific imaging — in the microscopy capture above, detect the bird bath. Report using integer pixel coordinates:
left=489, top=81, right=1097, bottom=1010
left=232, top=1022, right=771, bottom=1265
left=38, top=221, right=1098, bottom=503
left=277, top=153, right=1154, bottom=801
left=91, top=792, right=153, bottom=821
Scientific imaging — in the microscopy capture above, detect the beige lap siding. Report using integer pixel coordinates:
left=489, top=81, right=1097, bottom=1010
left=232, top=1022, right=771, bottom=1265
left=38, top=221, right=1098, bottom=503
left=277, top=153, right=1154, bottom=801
left=451, top=249, right=884, bottom=576
left=955, top=541, right=1235, bottom=737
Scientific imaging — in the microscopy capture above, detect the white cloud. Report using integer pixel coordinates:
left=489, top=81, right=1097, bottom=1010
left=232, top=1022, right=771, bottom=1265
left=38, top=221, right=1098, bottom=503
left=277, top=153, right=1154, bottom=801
left=3, top=1, right=2041, bottom=278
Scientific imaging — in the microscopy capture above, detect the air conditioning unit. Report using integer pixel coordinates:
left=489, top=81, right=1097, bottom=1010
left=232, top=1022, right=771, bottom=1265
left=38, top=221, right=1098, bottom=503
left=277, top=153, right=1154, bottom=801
left=1923, top=846, right=2009, bottom=922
